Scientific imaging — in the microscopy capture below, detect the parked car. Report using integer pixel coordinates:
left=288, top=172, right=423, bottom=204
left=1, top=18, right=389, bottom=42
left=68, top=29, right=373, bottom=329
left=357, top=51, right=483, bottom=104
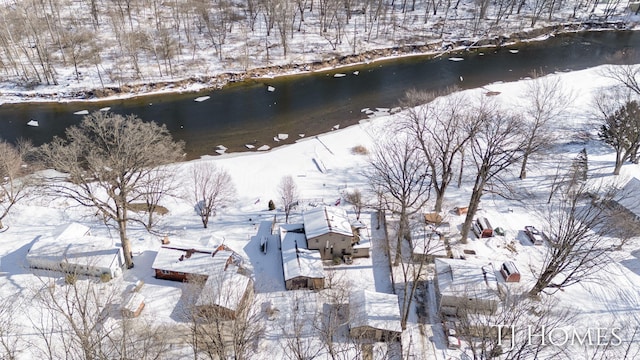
left=524, top=226, right=546, bottom=245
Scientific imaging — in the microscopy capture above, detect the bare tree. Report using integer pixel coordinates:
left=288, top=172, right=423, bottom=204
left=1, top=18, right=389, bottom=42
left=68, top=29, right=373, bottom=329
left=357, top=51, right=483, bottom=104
left=184, top=272, right=262, bottom=360
left=460, top=105, right=527, bottom=242
left=401, top=89, right=476, bottom=213
left=315, top=273, right=363, bottom=360
left=0, top=294, right=21, bottom=359
left=278, top=175, right=300, bottom=223
left=39, top=112, right=185, bottom=268
left=518, top=71, right=571, bottom=180
left=279, top=292, right=323, bottom=360
left=31, top=275, right=171, bottom=360
left=529, top=178, right=616, bottom=297
left=397, top=218, right=445, bottom=329
left=602, top=65, right=640, bottom=95
left=344, top=189, right=364, bottom=220
left=0, top=139, right=36, bottom=230
left=189, top=163, right=236, bottom=229
left=367, top=133, right=431, bottom=266
left=133, top=166, right=179, bottom=231
left=456, top=293, right=573, bottom=360
left=596, top=97, right=640, bottom=175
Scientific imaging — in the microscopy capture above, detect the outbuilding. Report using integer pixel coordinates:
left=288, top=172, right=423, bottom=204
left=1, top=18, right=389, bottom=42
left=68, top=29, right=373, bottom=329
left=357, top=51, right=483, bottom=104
left=195, top=266, right=254, bottom=320
left=280, top=224, right=325, bottom=290
left=348, top=289, right=402, bottom=341
left=434, top=258, right=503, bottom=315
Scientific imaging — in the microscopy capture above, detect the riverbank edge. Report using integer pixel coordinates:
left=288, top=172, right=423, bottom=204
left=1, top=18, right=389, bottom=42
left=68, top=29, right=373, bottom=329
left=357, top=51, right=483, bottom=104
left=0, top=21, right=635, bottom=105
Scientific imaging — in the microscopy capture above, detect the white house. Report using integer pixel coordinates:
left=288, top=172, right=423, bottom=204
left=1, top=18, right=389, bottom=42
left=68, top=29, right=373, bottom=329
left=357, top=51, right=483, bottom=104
left=434, top=258, right=503, bottom=315
left=26, top=223, right=125, bottom=279
left=349, top=289, right=402, bottom=341
left=280, top=224, right=325, bottom=290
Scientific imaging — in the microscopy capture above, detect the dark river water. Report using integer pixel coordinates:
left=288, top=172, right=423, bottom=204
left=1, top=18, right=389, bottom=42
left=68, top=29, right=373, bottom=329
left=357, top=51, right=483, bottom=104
left=0, top=30, right=639, bottom=158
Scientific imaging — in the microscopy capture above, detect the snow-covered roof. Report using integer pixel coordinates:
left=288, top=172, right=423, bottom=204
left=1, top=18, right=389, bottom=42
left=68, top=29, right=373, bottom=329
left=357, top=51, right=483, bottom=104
left=616, top=177, right=640, bottom=218
left=151, top=243, right=241, bottom=277
left=435, top=258, right=501, bottom=303
left=280, top=224, right=324, bottom=281
left=411, top=226, right=447, bottom=257
left=349, top=289, right=402, bottom=333
left=302, top=206, right=353, bottom=239
left=26, top=223, right=122, bottom=271
left=196, top=265, right=251, bottom=312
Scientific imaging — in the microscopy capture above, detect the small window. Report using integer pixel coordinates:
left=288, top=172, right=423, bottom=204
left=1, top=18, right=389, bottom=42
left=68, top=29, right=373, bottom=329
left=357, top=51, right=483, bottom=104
left=160, top=270, right=171, bottom=275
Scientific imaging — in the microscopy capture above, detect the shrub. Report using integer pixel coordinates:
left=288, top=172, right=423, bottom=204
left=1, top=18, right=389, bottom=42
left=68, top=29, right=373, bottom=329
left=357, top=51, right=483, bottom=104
left=65, top=274, right=77, bottom=284
left=351, top=145, right=369, bottom=155
left=268, top=200, right=276, bottom=211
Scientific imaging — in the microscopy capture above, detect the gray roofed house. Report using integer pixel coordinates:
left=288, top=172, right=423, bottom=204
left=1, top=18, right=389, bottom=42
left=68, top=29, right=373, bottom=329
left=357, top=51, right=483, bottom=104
left=303, top=206, right=356, bottom=260
left=349, top=289, right=402, bottom=341
left=434, top=258, right=503, bottom=315
left=196, top=264, right=253, bottom=320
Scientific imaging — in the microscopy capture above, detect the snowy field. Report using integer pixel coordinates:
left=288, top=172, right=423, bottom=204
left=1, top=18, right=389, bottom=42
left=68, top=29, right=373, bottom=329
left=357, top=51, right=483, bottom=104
left=1, top=64, right=640, bottom=359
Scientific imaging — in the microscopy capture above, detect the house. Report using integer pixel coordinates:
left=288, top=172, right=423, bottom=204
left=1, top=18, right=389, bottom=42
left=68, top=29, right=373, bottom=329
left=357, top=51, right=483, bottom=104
left=348, top=289, right=402, bottom=341
left=280, top=224, right=325, bottom=290
left=612, top=177, right=640, bottom=222
left=434, top=258, right=503, bottom=315
left=152, top=243, right=243, bottom=282
left=26, top=223, right=125, bottom=279
left=303, top=206, right=355, bottom=260
left=195, top=265, right=254, bottom=320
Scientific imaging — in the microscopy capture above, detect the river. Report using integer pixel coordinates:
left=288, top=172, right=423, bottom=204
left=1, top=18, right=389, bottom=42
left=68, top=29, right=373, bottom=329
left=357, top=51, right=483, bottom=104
left=0, top=30, right=639, bottom=158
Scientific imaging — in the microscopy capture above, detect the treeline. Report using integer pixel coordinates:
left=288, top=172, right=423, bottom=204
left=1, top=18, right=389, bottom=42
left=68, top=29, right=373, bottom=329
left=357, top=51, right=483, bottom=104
left=0, top=0, right=631, bottom=89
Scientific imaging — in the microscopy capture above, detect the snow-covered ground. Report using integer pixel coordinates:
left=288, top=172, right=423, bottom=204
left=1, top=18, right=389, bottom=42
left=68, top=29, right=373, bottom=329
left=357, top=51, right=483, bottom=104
left=1, top=64, right=640, bottom=359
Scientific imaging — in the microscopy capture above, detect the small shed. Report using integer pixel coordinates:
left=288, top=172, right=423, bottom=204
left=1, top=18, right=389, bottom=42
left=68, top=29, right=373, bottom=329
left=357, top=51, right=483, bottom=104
left=411, top=225, right=448, bottom=263
left=351, top=220, right=371, bottom=259
left=349, top=289, right=402, bottom=342
left=122, top=293, right=145, bottom=318
left=500, top=261, right=520, bottom=283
